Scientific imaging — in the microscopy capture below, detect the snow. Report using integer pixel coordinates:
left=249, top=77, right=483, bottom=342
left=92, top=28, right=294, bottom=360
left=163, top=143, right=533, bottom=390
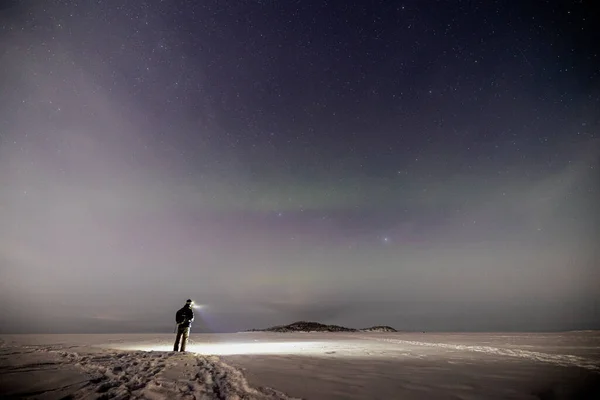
left=1, top=331, right=599, bottom=399
left=359, top=326, right=397, bottom=333
left=358, top=334, right=600, bottom=371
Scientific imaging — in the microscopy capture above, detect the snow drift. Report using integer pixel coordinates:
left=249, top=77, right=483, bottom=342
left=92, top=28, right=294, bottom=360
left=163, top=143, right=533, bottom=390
left=1, top=331, right=599, bottom=399
left=360, top=325, right=398, bottom=332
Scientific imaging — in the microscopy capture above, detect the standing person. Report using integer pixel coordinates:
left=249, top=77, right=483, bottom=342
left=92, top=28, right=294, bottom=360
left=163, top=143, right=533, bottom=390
left=173, top=299, right=195, bottom=352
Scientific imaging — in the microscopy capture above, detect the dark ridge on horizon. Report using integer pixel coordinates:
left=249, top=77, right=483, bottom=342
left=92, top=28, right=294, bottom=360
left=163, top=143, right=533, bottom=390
left=247, top=321, right=356, bottom=332
left=245, top=321, right=399, bottom=333
left=2, top=329, right=600, bottom=335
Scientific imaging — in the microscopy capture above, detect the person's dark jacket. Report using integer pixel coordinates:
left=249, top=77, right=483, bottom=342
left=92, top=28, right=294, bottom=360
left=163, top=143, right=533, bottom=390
left=176, top=305, right=194, bottom=328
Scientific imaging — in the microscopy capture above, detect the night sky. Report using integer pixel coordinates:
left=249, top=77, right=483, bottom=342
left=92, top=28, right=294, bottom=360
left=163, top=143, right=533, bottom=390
left=0, top=0, right=598, bottom=334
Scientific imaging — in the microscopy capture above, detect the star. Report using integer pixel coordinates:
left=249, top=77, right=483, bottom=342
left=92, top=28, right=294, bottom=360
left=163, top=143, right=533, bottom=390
left=0, top=0, right=596, bottom=334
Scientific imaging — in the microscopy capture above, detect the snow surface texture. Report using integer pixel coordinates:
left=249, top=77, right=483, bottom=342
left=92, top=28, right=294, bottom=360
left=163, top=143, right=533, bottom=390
left=55, top=349, right=295, bottom=400
left=359, top=326, right=397, bottom=333
left=0, top=339, right=297, bottom=400
left=356, top=335, right=600, bottom=371
left=1, top=331, right=599, bottom=399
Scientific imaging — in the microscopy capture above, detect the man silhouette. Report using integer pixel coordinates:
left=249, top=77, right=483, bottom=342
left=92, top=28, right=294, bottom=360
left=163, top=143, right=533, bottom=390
left=173, top=299, right=195, bottom=352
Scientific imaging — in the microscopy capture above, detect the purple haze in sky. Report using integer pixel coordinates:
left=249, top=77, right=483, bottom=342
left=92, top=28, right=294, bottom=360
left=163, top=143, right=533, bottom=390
left=1, top=0, right=598, bottom=333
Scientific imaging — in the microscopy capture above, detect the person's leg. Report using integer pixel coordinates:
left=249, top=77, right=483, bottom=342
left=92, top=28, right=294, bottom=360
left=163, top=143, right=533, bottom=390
left=173, top=327, right=182, bottom=351
left=180, top=327, right=190, bottom=352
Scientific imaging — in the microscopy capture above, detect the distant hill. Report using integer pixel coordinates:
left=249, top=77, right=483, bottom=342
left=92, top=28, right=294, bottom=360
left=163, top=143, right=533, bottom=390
left=249, top=321, right=357, bottom=333
left=248, top=321, right=397, bottom=333
left=360, top=326, right=397, bottom=332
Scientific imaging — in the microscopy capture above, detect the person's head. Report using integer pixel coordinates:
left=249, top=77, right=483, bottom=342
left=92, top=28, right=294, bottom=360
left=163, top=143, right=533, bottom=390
left=185, top=299, right=193, bottom=307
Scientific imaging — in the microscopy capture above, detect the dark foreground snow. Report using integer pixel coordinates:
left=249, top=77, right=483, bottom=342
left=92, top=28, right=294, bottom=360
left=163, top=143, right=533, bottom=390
left=0, top=338, right=296, bottom=400
left=1, top=331, right=599, bottom=399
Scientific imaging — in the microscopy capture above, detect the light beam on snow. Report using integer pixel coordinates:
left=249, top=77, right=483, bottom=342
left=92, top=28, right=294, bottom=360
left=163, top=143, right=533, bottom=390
left=118, top=341, right=327, bottom=355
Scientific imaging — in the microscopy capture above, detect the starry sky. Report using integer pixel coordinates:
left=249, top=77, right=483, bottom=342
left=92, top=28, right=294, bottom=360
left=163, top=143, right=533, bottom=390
left=0, top=0, right=598, bottom=334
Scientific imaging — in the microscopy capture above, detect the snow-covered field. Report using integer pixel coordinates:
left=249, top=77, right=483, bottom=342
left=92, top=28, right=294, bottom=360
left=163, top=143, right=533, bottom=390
left=1, top=331, right=599, bottom=399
